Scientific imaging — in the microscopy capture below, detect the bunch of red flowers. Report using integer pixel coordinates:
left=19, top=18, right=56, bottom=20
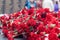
left=0, top=8, right=60, bottom=40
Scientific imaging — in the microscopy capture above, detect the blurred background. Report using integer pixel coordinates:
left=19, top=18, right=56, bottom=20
left=0, top=0, right=60, bottom=13
left=0, top=0, right=26, bottom=14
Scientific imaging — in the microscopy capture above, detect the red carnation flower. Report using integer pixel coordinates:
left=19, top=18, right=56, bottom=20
left=37, top=23, right=46, bottom=32
left=48, top=33, right=58, bottom=40
left=7, top=32, right=14, bottom=40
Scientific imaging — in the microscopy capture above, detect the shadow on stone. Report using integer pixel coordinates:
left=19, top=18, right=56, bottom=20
left=14, top=35, right=23, bottom=38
